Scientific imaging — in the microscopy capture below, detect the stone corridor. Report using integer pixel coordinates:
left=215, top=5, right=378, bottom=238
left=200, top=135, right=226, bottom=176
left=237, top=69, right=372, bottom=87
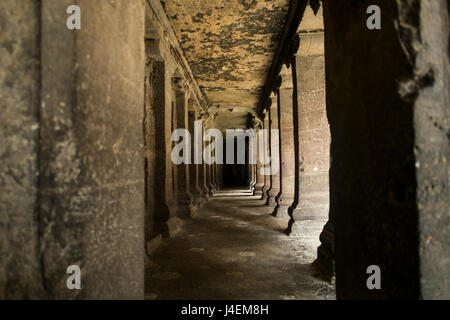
left=146, top=189, right=334, bottom=300
left=1, top=0, right=448, bottom=300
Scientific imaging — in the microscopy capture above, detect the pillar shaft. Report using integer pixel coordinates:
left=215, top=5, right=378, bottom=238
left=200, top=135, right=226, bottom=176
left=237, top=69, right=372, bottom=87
left=188, top=109, right=203, bottom=210
left=146, top=52, right=178, bottom=237
left=273, top=65, right=296, bottom=218
left=173, top=79, right=193, bottom=219
left=266, top=92, right=281, bottom=206
left=254, top=128, right=265, bottom=197
left=288, top=34, right=330, bottom=238
left=261, top=113, right=270, bottom=201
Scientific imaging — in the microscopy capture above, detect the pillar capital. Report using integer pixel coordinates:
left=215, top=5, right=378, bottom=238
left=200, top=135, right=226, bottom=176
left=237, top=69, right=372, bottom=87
left=171, top=77, right=186, bottom=93
left=269, top=91, right=278, bottom=110
left=296, top=31, right=325, bottom=56
left=279, top=64, right=293, bottom=90
left=251, top=116, right=264, bottom=129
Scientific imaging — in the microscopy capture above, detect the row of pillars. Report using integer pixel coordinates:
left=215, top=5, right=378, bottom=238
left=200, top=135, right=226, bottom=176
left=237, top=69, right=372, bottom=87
left=144, top=41, right=223, bottom=246
left=145, top=31, right=333, bottom=277
left=250, top=31, right=333, bottom=277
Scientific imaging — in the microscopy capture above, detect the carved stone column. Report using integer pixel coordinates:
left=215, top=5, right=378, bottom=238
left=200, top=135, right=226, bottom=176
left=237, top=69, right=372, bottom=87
left=193, top=110, right=206, bottom=206
left=188, top=107, right=202, bottom=210
left=273, top=65, right=296, bottom=219
left=248, top=153, right=255, bottom=192
left=172, top=78, right=194, bottom=219
left=144, top=54, right=157, bottom=244
left=214, top=163, right=221, bottom=190
left=288, top=32, right=330, bottom=235
left=261, top=110, right=270, bottom=201
left=266, top=91, right=281, bottom=206
left=146, top=45, right=178, bottom=237
left=208, top=161, right=214, bottom=196
left=254, top=123, right=265, bottom=197
left=209, top=160, right=216, bottom=193
left=202, top=121, right=212, bottom=198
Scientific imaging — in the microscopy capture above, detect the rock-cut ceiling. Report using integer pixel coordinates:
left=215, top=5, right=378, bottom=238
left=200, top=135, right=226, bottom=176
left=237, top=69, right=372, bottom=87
left=162, top=0, right=290, bottom=111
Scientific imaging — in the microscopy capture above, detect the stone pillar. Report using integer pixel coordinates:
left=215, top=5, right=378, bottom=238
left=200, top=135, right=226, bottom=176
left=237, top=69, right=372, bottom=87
left=273, top=65, right=296, bottom=218
left=288, top=32, right=330, bottom=238
left=196, top=114, right=207, bottom=203
left=172, top=78, right=194, bottom=219
left=202, top=121, right=213, bottom=197
left=261, top=111, right=270, bottom=201
left=266, top=91, right=281, bottom=206
left=206, top=119, right=217, bottom=195
left=249, top=131, right=257, bottom=192
left=146, top=49, right=178, bottom=238
left=214, top=163, right=221, bottom=190
left=144, top=52, right=156, bottom=245
left=211, top=161, right=217, bottom=195
left=254, top=126, right=265, bottom=197
left=18, top=0, right=146, bottom=299
left=188, top=108, right=202, bottom=210
left=201, top=121, right=210, bottom=199
left=207, top=163, right=214, bottom=196
left=324, top=0, right=450, bottom=299
left=202, top=161, right=210, bottom=200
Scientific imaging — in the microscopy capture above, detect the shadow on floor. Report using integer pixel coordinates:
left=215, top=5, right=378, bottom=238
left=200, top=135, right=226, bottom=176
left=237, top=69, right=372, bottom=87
left=146, top=189, right=335, bottom=300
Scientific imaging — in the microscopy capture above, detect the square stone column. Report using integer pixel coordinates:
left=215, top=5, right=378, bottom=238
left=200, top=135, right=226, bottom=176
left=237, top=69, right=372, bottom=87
left=207, top=138, right=217, bottom=195
left=193, top=110, right=206, bottom=206
left=266, top=92, right=281, bottom=206
left=273, top=65, right=296, bottom=219
left=287, top=33, right=330, bottom=237
left=261, top=111, right=271, bottom=201
left=172, top=78, right=194, bottom=219
left=323, top=0, right=450, bottom=299
left=203, top=122, right=214, bottom=197
left=214, top=163, right=222, bottom=190
left=145, top=50, right=178, bottom=238
left=188, top=108, right=203, bottom=210
left=210, top=160, right=216, bottom=192
left=254, top=127, right=265, bottom=197
left=195, top=115, right=208, bottom=202
left=208, top=162, right=214, bottom=196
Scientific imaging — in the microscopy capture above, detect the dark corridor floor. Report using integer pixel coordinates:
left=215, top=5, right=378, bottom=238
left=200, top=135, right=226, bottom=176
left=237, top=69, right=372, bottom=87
left=145, top=188, right=335, bottom=300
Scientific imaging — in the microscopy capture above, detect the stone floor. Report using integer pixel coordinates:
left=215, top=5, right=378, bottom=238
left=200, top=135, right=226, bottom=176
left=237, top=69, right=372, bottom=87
left=145, top=188, right=336, bottom=300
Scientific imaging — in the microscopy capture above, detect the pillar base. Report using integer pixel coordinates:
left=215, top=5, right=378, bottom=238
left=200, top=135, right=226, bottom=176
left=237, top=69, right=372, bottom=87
left=261, top=185, right=269, bottom=201
left=288, top=205, right=329, bottom=224
left=265, top=189, right=280, bottom=206
left=261, top=192, right=268, bottom=202
left=254, top=183, right=264, bottom=197
left=177, top=204, right=196, bottom=219
left=197, top=190, right=207, bottom=205
left=315, top=221, right=335, bottom=281
left=146, top=234, right=163, bottom=255
left=202, top=188, right=210, bottom=201
left=272, top=204, right=291, bottom=219
left=272, top=194, right=294, bottom=219
left=153, top=217, right=182, bottom=238
left=192, top=193, right=204, bottom=208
